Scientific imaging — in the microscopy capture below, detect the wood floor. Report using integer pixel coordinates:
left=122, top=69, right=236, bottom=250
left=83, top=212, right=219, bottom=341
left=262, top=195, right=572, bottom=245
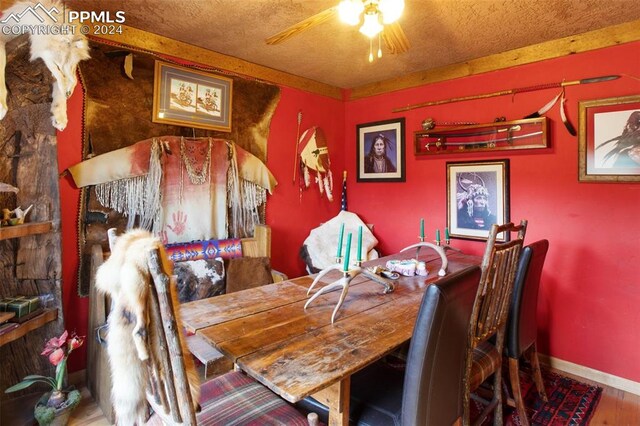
left=2, top=371, right=638, bottom=425
left=65, top=374, right=640, bottom=426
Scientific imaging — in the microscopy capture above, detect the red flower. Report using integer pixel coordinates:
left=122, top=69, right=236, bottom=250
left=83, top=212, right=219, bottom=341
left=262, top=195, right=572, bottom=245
left=48, top=348, right=65, bottom=366
left=68, top=334, right=84, bottom=351
left=41, top=330, right=68, bottom=357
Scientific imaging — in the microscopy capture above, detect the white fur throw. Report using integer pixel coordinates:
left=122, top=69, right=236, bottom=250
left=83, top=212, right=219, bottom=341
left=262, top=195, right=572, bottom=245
left=303, top=210, right=378, bottom=271
left=95, top=229, right=199, bottom=425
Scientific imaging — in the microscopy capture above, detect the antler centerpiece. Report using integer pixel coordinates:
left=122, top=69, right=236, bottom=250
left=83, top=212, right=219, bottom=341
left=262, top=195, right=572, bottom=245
left=304, top=226, right=396, bottom=323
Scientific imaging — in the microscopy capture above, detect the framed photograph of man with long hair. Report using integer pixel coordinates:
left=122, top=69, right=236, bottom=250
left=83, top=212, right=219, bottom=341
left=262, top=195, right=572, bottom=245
left=447, top=159, right=510, bottom=241
left=578, top=95, right=640, bottom=182
left=356, top=118, right=405, bottom=182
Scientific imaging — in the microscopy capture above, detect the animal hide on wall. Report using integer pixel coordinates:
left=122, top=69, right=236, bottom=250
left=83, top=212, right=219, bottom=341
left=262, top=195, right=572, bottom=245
left=76, top=41, right=281, bottom=296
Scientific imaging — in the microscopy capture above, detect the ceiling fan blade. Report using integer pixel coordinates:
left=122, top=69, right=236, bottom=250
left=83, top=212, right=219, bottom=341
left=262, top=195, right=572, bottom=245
left=382, top=22, right=410, bottom=54
left=265, top=7, right=338, bottom=45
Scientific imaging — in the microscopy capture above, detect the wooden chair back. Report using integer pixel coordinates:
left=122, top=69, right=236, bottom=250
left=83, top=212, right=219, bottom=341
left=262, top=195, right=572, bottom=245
left=469, top=220, right=527, bottom=349
left=145, top=247, right=198, bottom=425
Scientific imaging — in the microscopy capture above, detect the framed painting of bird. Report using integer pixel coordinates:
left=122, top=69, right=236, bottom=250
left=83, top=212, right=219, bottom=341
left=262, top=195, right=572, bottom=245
left=579, top=94, right=640, bottom=182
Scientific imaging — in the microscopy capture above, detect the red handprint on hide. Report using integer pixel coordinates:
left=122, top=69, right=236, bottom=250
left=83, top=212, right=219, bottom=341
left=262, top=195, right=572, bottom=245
left=167, top=211, right=187, bottom=236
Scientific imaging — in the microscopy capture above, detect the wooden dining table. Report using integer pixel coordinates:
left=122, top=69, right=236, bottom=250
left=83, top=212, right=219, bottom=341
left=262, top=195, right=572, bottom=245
left=180, top=248, right=480, bottom=426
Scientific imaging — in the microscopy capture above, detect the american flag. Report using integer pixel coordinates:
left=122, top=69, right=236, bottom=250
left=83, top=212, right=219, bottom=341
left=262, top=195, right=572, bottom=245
left=341, top=171, right=347, bottom=211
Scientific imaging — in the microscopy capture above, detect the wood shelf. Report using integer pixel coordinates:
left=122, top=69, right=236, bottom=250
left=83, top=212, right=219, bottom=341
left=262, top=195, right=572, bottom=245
left=0, top=309, right=58, bottom=347
left=0, top=221, right=53, bottom=241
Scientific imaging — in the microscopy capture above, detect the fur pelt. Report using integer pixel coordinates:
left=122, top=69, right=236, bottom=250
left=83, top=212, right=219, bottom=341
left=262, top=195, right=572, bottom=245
left=96, top=229, right=200, bottom=425
left=0, top=0, right=90, bottom=130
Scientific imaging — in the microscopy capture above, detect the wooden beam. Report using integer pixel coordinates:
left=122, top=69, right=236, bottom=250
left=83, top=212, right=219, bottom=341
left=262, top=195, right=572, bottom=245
left=92, top=25, right=343, bottom=100
left=349, top=19, right=640, bottom=100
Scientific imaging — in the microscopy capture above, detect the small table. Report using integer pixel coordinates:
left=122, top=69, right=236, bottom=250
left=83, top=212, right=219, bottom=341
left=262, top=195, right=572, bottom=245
left=181, top=249, right=479, bottom=425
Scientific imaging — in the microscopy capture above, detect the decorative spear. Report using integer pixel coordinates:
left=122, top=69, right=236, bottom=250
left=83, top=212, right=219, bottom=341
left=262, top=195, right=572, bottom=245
left=392, top=75, right=620, bottom=113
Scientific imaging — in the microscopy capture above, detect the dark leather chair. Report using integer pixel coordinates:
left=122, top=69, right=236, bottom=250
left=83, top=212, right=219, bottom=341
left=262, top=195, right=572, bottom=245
left=506, top=239, right=549, bottom=425
left=298, top=265, right=482, bottom=425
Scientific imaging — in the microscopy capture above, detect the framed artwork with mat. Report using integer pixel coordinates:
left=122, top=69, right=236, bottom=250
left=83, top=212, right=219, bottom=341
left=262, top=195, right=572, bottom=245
left=578, top=94, right=640, bottom=182
left=153, top=61, right=233, bottom=132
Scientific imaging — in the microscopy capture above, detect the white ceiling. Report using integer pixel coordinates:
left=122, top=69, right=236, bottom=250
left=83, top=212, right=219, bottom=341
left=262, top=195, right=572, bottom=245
left=63, top=0, right=640, bottom=88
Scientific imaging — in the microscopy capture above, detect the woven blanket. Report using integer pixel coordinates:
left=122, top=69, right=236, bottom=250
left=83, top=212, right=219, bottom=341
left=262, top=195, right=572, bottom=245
left=166, top=238, right=242, bottom=263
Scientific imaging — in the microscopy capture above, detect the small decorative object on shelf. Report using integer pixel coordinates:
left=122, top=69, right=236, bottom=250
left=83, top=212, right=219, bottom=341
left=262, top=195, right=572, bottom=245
left=1, top=204, right=33, bottom=226
left=414, top=117, right=548, bottom=156
left=5, top=330, right=84, bottom=426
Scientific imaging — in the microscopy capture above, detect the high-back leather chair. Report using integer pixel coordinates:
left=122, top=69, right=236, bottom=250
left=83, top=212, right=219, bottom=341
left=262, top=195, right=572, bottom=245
left=506, top=239, right=549, bottom=425
left=463, top=220, right=527, bottom=426
left=298, top=265, right=482, bottom=425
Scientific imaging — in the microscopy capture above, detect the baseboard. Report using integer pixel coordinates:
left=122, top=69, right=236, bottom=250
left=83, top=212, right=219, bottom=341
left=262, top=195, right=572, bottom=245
left=540, top=354, right=640, bottom=396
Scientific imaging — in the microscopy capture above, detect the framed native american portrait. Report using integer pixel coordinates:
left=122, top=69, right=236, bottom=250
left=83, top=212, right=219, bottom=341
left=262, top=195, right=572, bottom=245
left=578, top=95, right=640, bottom=182
left=447, top=159, right=510, bottom=242
left=356, top=118, right=406, bottom=182
left=153, top=61, right=233, bottom=132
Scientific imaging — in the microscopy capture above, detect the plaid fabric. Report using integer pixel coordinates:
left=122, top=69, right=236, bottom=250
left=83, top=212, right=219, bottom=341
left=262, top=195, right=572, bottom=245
left=197, top=371, right=311, bottom=426
left=469, top=341, right=501, bottom=391
left=166, top=238, right=243, bottom=263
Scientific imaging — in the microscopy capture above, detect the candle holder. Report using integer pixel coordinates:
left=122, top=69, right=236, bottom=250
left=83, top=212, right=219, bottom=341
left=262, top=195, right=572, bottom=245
left=399, top=241, right=448, bottom=277
left=305, top=264, right=397, bottom=324
left=355, top=260, right=362, bottom=267
left=418, top=236, right=425, bottom=242
left=335, top=256, right=343, bottom=264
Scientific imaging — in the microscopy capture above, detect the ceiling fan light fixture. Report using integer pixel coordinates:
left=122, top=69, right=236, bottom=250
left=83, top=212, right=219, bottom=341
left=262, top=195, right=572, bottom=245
left=379, top=0, right=404, bottom=24
left=338, top=0, right=364, bottom=26
left=359, top=12, right=383, bottom=38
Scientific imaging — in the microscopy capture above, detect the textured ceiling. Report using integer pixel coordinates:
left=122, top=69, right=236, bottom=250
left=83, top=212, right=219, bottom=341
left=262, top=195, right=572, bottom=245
left=63, top=0, right=640, bottom=88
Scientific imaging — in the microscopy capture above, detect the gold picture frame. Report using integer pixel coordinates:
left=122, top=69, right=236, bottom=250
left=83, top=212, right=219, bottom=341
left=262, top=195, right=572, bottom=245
left=578, top=95, right=640, bottom=182
left=153, top=61, right=233, bottom=132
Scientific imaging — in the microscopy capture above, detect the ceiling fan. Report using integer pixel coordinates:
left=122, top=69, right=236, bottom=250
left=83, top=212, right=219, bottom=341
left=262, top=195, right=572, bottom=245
left=265, top=0, right=410, bottom=62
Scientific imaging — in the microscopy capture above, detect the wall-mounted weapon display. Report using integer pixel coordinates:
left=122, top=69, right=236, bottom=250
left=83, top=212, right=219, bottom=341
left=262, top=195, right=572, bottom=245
left=414, top=117, right=548, bottom=156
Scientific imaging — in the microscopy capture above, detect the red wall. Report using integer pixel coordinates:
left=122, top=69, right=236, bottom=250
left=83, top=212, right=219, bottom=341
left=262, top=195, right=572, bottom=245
left=344, top=42, right=640, bottom=383
left=57, top=42, right=640, bottom=383
left=264, top=86, right=345, bottom=277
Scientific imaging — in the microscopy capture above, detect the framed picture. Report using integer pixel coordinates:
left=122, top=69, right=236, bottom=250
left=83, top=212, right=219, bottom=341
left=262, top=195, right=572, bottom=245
left=356, top=118, right=405, bottom=182
left=578, top=95, right=640, bottom=182
left=153, top=61, right=233, bottom=132
left=446, top=159, right=510, bottom=242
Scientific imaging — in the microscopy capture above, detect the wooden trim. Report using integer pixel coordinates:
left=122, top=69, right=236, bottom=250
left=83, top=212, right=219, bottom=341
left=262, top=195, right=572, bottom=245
left=0, top=309, right=58, bottom=347
left=539, top=354, right=640, bottom=397
left=92, top=26, right=343, bottom=100
left=0, top=221, right=53, bottom=241
left=350, top=19, right=640, bottom=100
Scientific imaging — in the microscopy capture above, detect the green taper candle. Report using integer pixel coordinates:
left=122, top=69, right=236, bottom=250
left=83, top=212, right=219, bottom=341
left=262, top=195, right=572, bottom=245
left=343, top=233, right=353, bottom=272
left=420, top=218, right=424, bottom=239
left=336, top=223, right=345, bottom=258
left=445, top=227, right=450, bottom=240
left=436, top=229, right=441, bottom=242
left=357, top=226, right=363, bottom=261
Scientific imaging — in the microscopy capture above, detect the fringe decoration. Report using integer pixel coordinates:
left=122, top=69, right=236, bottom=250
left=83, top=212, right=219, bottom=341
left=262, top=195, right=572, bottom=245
left=95, top=138, right=163, bottom=233
left=227, top=143, right=267, bottom=238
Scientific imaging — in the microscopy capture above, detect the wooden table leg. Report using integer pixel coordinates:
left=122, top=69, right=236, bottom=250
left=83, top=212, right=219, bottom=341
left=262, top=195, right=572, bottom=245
left=311, top=377, right=351, bottom=426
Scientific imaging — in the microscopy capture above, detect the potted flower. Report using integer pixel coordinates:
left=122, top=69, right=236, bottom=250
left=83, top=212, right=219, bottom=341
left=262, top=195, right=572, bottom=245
left=5, top=330, right=84, bottom=426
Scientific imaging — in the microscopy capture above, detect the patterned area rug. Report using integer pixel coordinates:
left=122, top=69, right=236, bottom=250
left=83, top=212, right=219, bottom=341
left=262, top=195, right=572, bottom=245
left=472, top=366, right=603, bottom=425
